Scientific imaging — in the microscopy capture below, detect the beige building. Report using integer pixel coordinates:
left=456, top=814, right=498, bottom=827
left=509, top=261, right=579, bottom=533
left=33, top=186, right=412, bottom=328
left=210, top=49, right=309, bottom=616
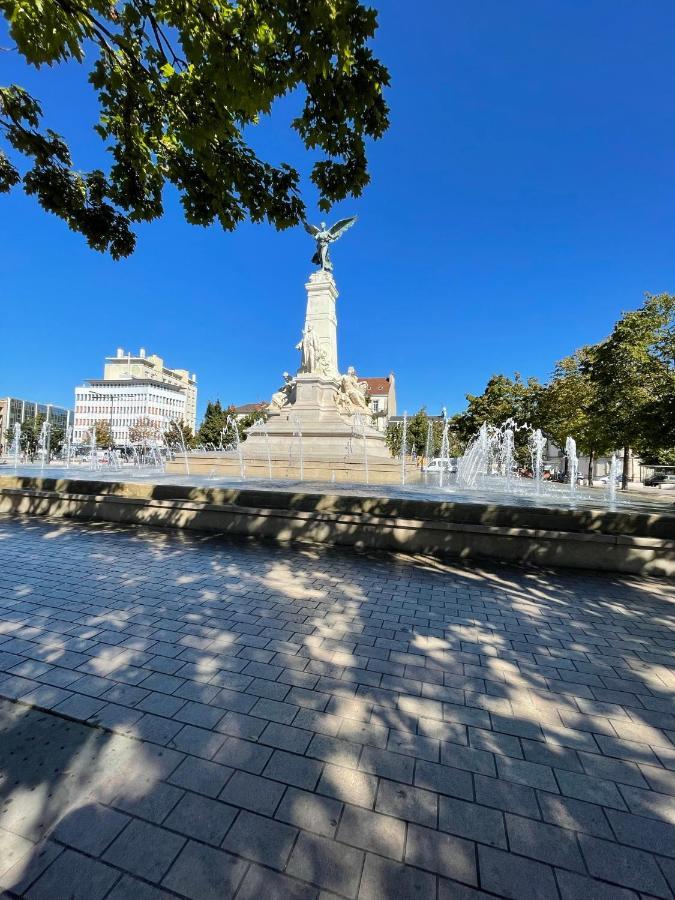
left=103, top=348, right=197, bottom=430
left=74, top=348, right=197, bottom=444
left=362, top=374, right=397, bottom=432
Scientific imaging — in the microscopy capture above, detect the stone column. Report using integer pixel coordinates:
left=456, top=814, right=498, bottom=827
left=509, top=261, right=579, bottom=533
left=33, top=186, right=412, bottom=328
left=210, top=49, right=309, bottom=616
left=303, top=270, right=339, bottom=377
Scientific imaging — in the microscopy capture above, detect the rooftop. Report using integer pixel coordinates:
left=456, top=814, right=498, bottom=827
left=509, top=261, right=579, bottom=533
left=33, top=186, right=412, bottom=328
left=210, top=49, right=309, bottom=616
left=361, top=376, right=393, bottom=395
left=233, top=402, right=269, bottom=414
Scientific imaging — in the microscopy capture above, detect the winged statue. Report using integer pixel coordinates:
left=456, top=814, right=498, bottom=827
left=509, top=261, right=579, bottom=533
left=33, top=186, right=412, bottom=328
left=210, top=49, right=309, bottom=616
left=304, top=216, right=357, bottom=272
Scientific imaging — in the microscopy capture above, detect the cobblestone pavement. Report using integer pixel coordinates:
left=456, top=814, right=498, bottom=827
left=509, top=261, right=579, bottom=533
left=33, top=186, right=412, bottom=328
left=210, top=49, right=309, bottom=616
left=0, top=516, right=674, bottom=899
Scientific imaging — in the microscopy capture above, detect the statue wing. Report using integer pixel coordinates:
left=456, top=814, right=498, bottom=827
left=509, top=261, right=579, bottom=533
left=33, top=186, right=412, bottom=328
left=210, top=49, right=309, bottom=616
left=304, top=221, right=321, bottom=236
left=328, top=216, right=357, bottom=240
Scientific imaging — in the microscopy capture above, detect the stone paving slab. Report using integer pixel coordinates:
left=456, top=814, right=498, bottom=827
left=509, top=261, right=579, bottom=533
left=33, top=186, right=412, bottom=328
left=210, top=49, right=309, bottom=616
left=0, top=515, right=673, bottom=898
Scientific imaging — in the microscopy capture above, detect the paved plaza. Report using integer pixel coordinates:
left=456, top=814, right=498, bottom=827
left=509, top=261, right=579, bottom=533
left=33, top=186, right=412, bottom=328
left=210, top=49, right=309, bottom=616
left=0, top=516, right=673, bottom=899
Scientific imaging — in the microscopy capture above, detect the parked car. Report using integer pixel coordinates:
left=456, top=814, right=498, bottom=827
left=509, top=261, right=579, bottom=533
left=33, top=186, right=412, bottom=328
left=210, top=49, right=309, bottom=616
left=644, top=472, right=675, bottom=487
left=424, top=457, right=457, bottom=474
left=598, top=473, right=622, bottom=485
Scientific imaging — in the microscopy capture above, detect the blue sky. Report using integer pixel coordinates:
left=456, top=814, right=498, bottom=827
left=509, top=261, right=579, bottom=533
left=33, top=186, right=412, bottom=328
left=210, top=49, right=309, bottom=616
left=2, top=1, right=675, bottom=422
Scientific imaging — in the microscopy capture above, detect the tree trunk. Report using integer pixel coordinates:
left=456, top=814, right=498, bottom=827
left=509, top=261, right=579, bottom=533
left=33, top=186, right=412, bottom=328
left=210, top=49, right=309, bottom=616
left=622, top=446, right=630, bottom=490
left=587, top=450, right=594, bottom=487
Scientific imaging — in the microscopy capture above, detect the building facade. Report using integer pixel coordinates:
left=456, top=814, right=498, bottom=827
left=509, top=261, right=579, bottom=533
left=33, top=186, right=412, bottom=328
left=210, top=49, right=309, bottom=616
left=73, top=348, right=197, bottom=444
left=362, top=374, right=397, bottom=432
left=0, top=397, right=73, bottom=441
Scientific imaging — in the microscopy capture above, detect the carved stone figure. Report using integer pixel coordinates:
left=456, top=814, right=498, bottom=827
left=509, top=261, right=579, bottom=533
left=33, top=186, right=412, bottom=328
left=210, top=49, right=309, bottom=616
left=295, top=325, right=321, bottom=374
left=270, top=372, right=294, bottom=409
left=316, top=346, right=332, bottom=377
left=304, top=217, right=357, bottom=272
left=337, top=366, right=370, bottom=415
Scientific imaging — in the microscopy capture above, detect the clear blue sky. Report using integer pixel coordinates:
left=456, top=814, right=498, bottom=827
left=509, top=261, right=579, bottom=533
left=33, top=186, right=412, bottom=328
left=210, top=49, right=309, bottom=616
left=2, top=2, right=675, bottom=422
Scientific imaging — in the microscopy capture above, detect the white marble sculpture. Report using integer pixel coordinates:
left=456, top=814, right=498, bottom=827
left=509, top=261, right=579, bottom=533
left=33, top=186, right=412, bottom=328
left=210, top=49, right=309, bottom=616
left=336, top=366, right=371, bottom=415
left=270, top=372, right=294, bottom=410
left=296, top=324, right=321, bottom=374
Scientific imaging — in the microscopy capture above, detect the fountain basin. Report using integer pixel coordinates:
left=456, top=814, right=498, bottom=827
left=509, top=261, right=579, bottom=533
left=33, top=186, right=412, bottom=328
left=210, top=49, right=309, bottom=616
left=166, top=451, right=403, bottom=484
left=0, top=473, right=673, bottom=577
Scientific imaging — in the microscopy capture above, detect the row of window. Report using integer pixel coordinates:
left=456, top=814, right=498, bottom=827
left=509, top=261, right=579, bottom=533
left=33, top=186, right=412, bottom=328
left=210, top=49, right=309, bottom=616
left=76, top=406, right=183, bottom=416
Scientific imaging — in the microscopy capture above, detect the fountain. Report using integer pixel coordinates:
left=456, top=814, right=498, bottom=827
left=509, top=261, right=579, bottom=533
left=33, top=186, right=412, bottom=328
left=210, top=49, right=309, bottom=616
left=400, top=411, right=408, bottom=486
left=529, top=428, right=546, bottom=496
left=89, top=426, right=98, bottom=470
left=290, top=414, right=303, bottom=481
left=439, top=415, right=450, bottom=488
left=128, top=443, right=141, bottom=469
left=148, top=447, right=164, bottom=470
left=224, top=415, right=245, bottom=479
left=247, top=418, right=273, bottom=480
left=353, top=413, right=369, bottom=484
left=11, top=423, right=21, bottom=471
left=38, top=421, right=51, bottom=470
left=607, top=453, right=619, bottom=505
left=457, top=422, right=489, bottom=488
left=107, top=448, right=122, bottom=471
left=500, top=425, right=515, bottom=487
left=64, top=426, right=73, bottom=468
left=565, top=436, right=578, bottom=498
left=169, top=421, right=190, bottom=476
left=424, top=421, right=433, bottom=471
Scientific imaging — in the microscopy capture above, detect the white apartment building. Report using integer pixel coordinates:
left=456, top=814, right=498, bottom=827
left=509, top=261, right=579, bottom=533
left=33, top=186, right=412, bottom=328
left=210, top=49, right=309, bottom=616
left=73, top=348, right=197, bottom=444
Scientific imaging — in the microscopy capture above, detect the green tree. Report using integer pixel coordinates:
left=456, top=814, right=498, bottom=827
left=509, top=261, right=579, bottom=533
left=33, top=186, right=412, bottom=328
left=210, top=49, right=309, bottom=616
left=537, top=346, right=612, bottom=486
left=197, top=400, right=228, bottom=447
left=453, top=374, right=542, bottom=442
left=1, top=1, right=389, bottom=258
left=453, top=373, right=543, bottom=464
left=385, top=408, right=462, bottom=459
left=93, top=419, right=112, bottom=448
left=164, top=419, right=195, bottom=450
left=3, top=427, right=16, bottom=455
left=128, top=416, right=158, bottom=445
left=237, top=408, right=269, bottom=442
left=4, top=417, right=63, bottom=459
left=590, top=293, right=675, bottom=489
left=17, top=415, right=43, bottom=460
left=50, top=425, right=65, bottom=457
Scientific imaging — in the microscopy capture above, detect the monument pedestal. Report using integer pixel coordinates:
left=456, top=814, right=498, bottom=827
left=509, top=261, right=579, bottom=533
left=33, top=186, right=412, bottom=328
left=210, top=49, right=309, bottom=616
left=246, top=372, right=392, bottom=461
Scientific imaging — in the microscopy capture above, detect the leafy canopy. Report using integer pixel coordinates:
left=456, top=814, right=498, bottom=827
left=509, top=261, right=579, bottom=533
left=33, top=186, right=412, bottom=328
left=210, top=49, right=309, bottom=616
left=128, top=415, right=159, bottom=443
left=197, top=399, right=228, bottom=446
left=449, top=294, right=675, bottom=471
left=93, top=418, right=112, bottom=447
left=537, top=346, right=610, bottom=459
left=590, top=293, right=675, bottom=457
left=452, top=373, right=543, bottom=465
left=3, top=413, right=63, bottom=458
left=385, top=407, right=463, bottom=458
left=0, top=0, right=390, bottom=257
left=164, top=418, right=195, bottom=449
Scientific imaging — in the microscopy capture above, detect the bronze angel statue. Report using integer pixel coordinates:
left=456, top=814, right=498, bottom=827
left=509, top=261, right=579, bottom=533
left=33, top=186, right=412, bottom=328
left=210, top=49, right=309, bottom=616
left=304, top=216, right=357, bottom=272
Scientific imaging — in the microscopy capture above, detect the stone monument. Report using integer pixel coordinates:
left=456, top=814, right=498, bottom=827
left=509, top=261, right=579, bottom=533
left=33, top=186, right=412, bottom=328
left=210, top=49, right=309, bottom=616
left=244, top=217, right=391, bottom=466
left=171, top=218, right=399, bottom=482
